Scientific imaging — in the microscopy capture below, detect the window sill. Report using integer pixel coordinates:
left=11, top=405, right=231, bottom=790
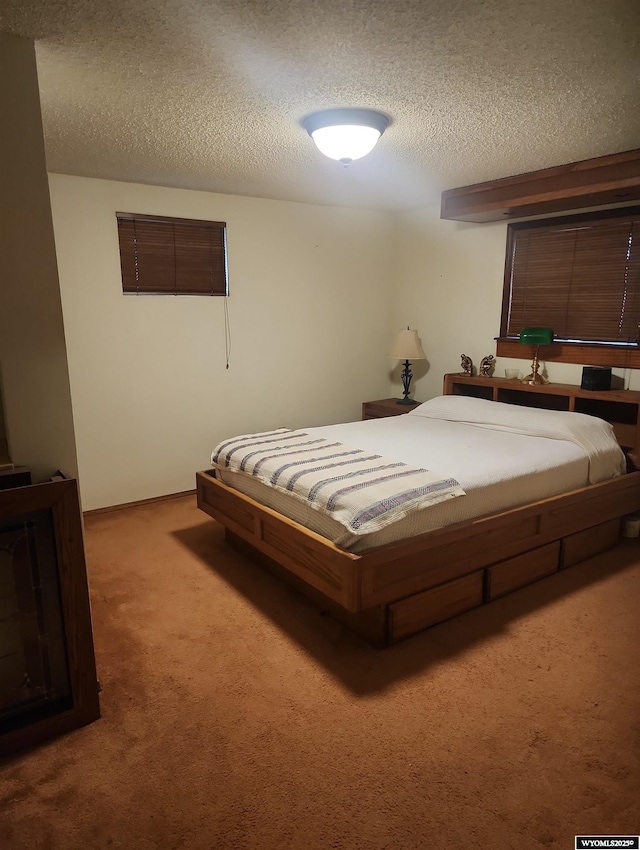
left=496, top=338, right=640, bottom=369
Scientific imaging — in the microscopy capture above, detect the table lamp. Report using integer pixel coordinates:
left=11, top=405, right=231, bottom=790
left=390, top=327, right=427, bottom=405
left=519, top=327, right=554, bottom=385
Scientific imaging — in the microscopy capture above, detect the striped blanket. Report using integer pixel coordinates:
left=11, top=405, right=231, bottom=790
left=211, top=429, right=466, bottom=536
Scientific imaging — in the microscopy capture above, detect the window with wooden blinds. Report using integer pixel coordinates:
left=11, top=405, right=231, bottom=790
left=501, top=207, right=640, bottom=349
left=116, top=213, right=228, bottom=296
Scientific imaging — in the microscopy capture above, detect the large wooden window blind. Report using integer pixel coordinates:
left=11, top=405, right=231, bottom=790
left=501, top=207, right=640, bottom=351
left=116, top=213, right=228, bottom=296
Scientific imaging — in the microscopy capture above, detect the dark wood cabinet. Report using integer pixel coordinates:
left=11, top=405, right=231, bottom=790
left=0, top=476, right=100, bottom=755
left=0, top=466, right=32, bottom=490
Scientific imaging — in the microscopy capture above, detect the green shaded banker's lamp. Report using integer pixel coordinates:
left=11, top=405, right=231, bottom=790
left=519, top=327, right=554, bottom=385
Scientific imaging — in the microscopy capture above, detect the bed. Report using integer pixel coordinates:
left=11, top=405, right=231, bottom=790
left=197, top=379, right=640, bottom=646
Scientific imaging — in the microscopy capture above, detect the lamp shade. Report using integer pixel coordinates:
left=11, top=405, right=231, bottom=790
left=302, top=108, right=389, bottom=163
left=519, top=327, right=554, bottom=345
left=390, top=328, right=427, bottom=360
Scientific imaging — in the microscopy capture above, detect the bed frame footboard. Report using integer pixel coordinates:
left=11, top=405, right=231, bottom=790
left=197, top=469, right=640, bottom=647
left=196, top=471, right=362, bottom=611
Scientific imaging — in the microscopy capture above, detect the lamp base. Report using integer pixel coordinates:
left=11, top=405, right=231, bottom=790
left=520, top=347, right=548, bottom=385
left=521, top=372, right=549, bottom=386
left=397, top=359, right=417, bottom=406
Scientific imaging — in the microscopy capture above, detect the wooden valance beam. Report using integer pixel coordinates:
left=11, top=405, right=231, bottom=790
left=440, top=148, right=640, bottom=223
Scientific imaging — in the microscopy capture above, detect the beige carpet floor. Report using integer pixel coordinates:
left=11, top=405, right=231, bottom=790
left=1, top=494, right=639, bottom=849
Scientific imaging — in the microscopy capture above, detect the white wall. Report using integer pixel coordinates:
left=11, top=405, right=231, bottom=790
left=0, top=35, right=78, bottom=482
left=393, top=203, right=640, bottom=401
left=49, top=177, right=639, bottom=510
left=49, top=175, right=396, bottom=510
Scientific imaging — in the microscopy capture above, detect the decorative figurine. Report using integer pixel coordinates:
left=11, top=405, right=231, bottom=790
left=460, top=354, right=473, bottom=376
left=479, top=355, right=495, bottom=378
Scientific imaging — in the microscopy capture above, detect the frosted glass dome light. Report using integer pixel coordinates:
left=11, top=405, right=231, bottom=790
left=310, top=125, right=382, bottom=162
left=302, top=108, right=389, bottom=165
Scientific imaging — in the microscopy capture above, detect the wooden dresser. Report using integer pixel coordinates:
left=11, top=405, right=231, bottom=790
left=362, top=398, right=419, bottom=420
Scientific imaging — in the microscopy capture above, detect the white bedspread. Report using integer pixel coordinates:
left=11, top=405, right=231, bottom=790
left=409, top=395, right=625, bottom=484
left=214, top=397, right=626, bottom=552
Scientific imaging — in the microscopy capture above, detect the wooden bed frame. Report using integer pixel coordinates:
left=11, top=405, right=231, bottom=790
left=196, top=376, right=640, bottom=647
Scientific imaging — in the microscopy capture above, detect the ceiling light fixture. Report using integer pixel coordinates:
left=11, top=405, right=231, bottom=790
left=302, top=108, right=389, bottom=165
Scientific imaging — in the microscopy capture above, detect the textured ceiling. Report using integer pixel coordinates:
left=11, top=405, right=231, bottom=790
left=2, top=0, right=639, bottom=211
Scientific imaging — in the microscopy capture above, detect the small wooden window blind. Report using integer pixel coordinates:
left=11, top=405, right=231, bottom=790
left=501, top=207, right=640, bottom=346
left=116, top=213, right=228, bottom=296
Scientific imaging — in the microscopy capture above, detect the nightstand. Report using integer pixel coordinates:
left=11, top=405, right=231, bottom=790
left=362, top=398, right=420, bottom=420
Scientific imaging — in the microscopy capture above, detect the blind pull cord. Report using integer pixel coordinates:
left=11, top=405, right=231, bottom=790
left=132, top=218, right=140, bottom=295
left=224, top=295, right=231, bottom=369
